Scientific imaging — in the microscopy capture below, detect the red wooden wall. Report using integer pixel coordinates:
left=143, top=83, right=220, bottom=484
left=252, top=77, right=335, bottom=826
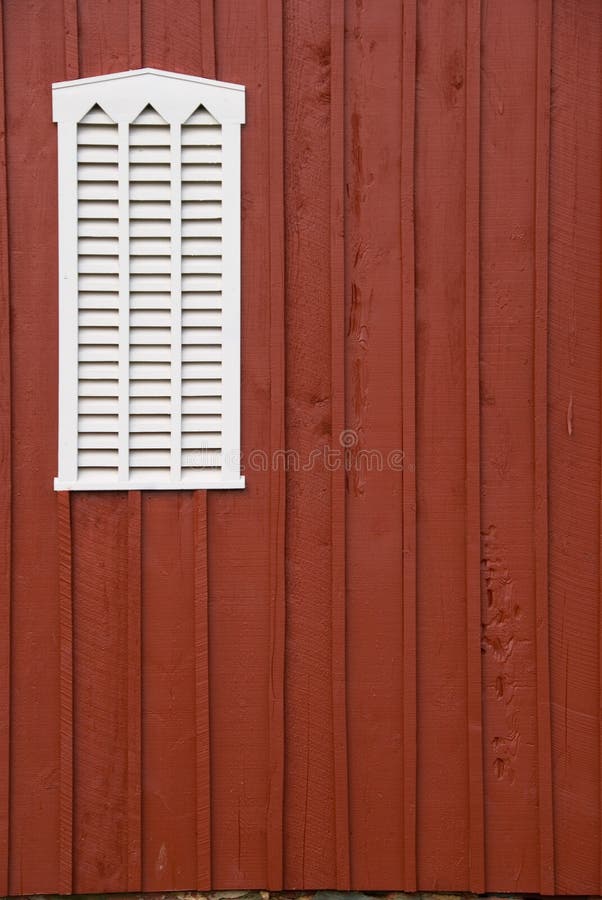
left=0, top=0, right=600, bottom=894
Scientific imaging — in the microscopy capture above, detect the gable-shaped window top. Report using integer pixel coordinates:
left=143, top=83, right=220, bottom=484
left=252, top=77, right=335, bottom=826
left=52, top=68, right=245, bottom=490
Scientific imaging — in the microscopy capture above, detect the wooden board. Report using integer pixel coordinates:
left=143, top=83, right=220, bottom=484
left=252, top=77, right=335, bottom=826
left=1, top=0, right=602, bottom=893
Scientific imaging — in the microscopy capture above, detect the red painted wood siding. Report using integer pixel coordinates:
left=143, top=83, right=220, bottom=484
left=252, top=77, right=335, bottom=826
left=0, top=0, right=600, bottom=893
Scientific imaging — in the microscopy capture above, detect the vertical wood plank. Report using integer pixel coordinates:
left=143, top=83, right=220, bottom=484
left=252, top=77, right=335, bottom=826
left=199, top=0, right=216, bottom=79
left=547, top=2, right=602, bottom=892
left=345, top=0, right=404, bottom=887
left=78, top=0, right=133, bottom=77
left=58, top=491, right=73, bottom=896
left=266, top=0, right=286, bottom=887
left=330, top=0, right=350, bottom=889
left=534, top=0, right=555, bottom=892
left=194, top=490, right=211, bottom=888
left=464, top=0, right=485, bottom=890
left=400, top=0, right=417, bottom=889
left=283, top=0, right=339, bottom=886
left=413, top=0, right=469, bottom=885
left=5, top=0, right=65, bottom=889
left=480, top=0, right=540, bottom=889
left=63, top=0, right=79, bottom=80
left=127, top=491, right=142, bottom=891
left=0, top=2, right=11, bottom=891
left=141, top=492, right=197, bottom=890
left=72, top=493, right=131, bottom=892
left=211, top=0, right=278, bottom=886
left=142, top=0, right=212, bottom=77
left=128, top=0, right=142, bottom=70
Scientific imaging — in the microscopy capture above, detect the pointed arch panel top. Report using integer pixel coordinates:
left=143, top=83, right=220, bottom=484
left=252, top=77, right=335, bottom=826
left=52, top=68, right=245, bottom=126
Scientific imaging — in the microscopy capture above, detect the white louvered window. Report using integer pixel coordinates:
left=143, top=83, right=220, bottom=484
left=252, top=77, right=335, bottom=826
left=52, top=68, right=245, bottom=490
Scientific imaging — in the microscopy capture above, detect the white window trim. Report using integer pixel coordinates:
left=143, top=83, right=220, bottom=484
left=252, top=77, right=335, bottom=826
left=52, top=68, right=245, bottom=491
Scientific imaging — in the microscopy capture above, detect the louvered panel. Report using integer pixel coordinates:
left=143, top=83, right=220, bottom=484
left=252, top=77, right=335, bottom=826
left=54, top=70, right=245, bottom=491
left=76, top=105, right=119, bottom=482
left=128, top=105, right=172, bottom=484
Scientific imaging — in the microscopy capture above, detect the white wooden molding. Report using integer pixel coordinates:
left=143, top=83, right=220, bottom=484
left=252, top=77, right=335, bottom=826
left=53, top=68, right=245, bottom=491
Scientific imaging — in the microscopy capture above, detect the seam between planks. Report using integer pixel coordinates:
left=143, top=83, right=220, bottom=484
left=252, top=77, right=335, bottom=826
left=464, top=0, right=485, bottom=891
left=266, top=0, right=286, bottom=887
left=58, top=5, right=78, bottom=891
left=0, top=0, right=11, bottom=891
left=534, top=0, right=555, bottom=892
left=330, top=0, right=350, bottom=889
left=193, top=490, right=211, bottom=888
left=598, top=24, right=602, bottom=894
left=57, top=491, right=73, bottom=895
left=400, top=0, right=417, bottom=889
left=127, top=491, right=142, bottom=890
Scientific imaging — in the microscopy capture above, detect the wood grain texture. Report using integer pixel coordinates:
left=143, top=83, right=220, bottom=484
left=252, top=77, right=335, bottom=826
left=193, top=490, right=211, bottom=889
left=4, top=0, right=65, bottom=890
left=63, top=0, right=78, bottom=80
left=129, top=0, right=142, bottom=69
left=199, top=0, right=216, bottom=81
left=329, top=0, right=350, bottom=888
left=0, top=2, right=11, bottom=891
left=210, top=0, right=273, bottom=886
left=72, top=493, right=130, bottom=892
left=548, top=1, right=602, bottom=894
left=534, top=0, right=555, bottom=891
left=2, top=1, right=602, bottom=893
left=283, top=0, right=338, bottom=886
left=480, top=0, right=540, bottom=889
left=141, top=492, right=197, bottom=890
left=127, top=491, right=142, bottom=891
left=58, top=491, right=73, bottom=896
left=414, top=0, right=470, bottom=886
left=345, top=0, right=404, bottom=887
